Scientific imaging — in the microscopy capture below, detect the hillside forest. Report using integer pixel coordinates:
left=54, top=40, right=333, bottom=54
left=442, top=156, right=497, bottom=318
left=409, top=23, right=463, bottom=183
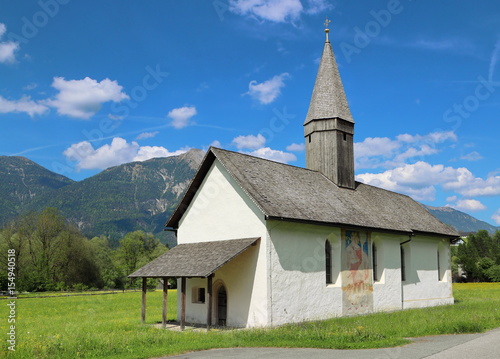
left=1, top=208, right=500, bottom=293
left=0, top=208, right=168, bottom=292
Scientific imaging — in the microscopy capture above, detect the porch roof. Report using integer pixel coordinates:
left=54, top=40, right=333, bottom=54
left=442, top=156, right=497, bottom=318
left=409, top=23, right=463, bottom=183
left=128, top=237, right=259, bottom=278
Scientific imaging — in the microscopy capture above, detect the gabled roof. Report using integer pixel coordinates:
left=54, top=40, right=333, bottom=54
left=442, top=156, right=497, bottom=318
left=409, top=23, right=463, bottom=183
left=129, top=237, right=259, bottom=278
left=167, top=148, right=459, bottom=238
left=304, top=40, right=354, bottom=125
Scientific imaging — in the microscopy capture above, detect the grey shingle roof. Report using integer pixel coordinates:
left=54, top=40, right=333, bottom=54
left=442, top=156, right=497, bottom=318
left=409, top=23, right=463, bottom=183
left=167, top=148, right=458, bottom=238
left=129, top=237, right=259, bottom=278
left=304, top=41, right=354, bottom=125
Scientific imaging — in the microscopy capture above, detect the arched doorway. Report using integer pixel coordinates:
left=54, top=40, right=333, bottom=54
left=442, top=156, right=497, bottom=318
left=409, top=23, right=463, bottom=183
left=217, top=285, right=227, bottom=326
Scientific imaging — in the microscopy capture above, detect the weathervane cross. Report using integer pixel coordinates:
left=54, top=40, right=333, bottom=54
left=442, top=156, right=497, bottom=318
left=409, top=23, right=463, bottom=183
left=324, top=17, right=331, bottom=42
left=324, top=18, right=331, bottom=29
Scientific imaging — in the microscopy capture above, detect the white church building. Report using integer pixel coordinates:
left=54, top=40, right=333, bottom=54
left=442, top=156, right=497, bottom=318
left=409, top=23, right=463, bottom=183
left=130, top=25, right=459, bottom=329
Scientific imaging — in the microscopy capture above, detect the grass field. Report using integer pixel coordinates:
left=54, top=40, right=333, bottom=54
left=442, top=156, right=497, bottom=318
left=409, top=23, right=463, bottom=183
left=1, top=283, right=500, bottom=358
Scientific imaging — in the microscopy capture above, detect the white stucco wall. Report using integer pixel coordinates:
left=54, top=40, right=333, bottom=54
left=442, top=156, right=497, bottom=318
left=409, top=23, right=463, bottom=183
left=178, top=160, right=266, bottom=243
left=372, top=233, right=404, bottom=312
left=402, top=236, right=454, bottom=309
left=267, top=221, right=343, bottom=326
left=176, top=160, right=269, bottom=327
left=268, top=224, right=454, bottom=324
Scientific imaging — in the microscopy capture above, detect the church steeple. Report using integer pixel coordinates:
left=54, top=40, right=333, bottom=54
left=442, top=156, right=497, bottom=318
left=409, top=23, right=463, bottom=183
left=304, top=19, right=355, bottom=189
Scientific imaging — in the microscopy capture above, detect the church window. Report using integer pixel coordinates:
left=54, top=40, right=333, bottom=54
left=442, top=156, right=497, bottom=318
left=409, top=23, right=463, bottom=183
left=401, top=246, right=406, bottom=281
left=343, top=132, right=347, bottom=141
left=308, top=134, right=312, bottom=143
left=437, top=243, right=446, bottom=281
left=437, top=251, right=441, bottom=281
left=191, top=287, right=205, bottom=304
left=325, top=239, right=332, bottom=284
left=372, top=242, right=378, bottom=282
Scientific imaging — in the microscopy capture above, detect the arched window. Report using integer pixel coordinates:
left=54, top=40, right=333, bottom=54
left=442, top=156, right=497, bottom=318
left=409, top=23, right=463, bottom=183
left=401, top=246, right=406, bottom=281
left=372, top=242, right=378, bottom=282
left=325, top=239, right=332, bottom=284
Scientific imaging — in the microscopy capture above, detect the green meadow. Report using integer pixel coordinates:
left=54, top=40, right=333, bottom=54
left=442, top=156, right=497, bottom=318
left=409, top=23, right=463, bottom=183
left=1, top=283, right=500, bottom=358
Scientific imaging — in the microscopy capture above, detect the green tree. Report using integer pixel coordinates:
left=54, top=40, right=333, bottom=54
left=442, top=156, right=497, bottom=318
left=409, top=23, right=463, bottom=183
left=115, top=230, right=167, bottom=288
left=456, top=230, right=500, bottom=282
left=0, top=208, right=102, bottom=292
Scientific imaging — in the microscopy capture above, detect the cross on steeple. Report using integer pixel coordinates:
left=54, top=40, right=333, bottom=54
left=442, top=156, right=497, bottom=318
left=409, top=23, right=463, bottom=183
left=324, top=17, right=331, bottom=42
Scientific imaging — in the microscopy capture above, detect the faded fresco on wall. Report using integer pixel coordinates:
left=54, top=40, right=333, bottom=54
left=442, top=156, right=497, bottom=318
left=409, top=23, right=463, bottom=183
left=342, top=230, right=373, bottom=315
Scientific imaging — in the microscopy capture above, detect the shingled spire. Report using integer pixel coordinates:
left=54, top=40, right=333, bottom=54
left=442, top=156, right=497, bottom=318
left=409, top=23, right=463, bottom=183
left=304, top=19, right=355, bottom=189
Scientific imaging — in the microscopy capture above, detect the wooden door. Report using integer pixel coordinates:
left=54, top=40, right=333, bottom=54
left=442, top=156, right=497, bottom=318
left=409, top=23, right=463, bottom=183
left=217, top=285, right=227, bottom=326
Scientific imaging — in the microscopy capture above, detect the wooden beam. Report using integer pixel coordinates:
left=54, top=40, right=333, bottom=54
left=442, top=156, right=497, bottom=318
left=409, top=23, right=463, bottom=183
left=162, top=277, right=168, bottom=328
left=180, top=277, right=186, bottom=331
left=206, top=275, right=213, bottom=330
left=141, top=277, right=147, bottom=324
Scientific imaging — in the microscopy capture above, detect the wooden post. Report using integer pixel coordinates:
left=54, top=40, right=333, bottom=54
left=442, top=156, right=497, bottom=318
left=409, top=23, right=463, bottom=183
left=162, top=277, right=168, bottom=328
left=180, top=277, right=186, bottom=331
left=206, top=275, right=213, bottom=330
left=141, top=277, right=147, bottom=324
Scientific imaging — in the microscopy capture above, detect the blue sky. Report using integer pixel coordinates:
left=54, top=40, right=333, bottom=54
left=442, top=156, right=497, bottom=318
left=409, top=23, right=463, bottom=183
left=0, top=0, right=499, bottom=225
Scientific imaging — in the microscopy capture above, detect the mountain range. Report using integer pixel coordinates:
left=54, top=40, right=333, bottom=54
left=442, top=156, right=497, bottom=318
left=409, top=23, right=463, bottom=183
left=0, top=150, right=497, bottom=247
left=0, top=149, right=204, bottom=247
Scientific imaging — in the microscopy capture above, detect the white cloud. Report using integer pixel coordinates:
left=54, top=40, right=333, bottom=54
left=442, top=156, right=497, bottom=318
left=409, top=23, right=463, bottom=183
left=168, top=106, right=197, bottom=129
left=355, top=130, right=457, bottom=170
left=63, top=137, right=188, bottom=170
left=0, top=42, right=19, bottom=64
left=412, top=38, right=462, bottom=51
left=0, top=95, right=49, bottom=117
left=245, top=147, right=297, bottom=164
left=286, top=142, right=305, bottom=151
left=134, top=145, right=188, bottom=162
left=0, top=23, right=19, bottom=64
left=355, top=137, right=400, bottom=158
left=229, top=0, right=303, bottom=22
left=460, top=151, right=483, bottom=161
left=357, top=156, right=500, bottom=204
left=447, top=199, right=486, bottom=212
left=489, top=38, right=500, bottom=82
left=394, top=144, right=439, bottom=162
left=232, top=134, right=266, bottom=150
left=305, top=0, right=332, bottom=14
left=388, top=162, right=458, bottom=188
left=23, top=83, right=38, bottom=91
left=209, top=140, right=222, bottom=148
left=492, top=209, right=500, bottom=225
left=356, top=161, right=461, bottom=201
left=136, top=131, right=159, bottom=140
left=46, top=77, right=129, bottom=119
left=396, top=131, right=457, bottom=144
left=245, top=73, right=289, bottom=104
left=356, top=168, right=437, bottom=201
left=443, top=170, right=500, bottom=197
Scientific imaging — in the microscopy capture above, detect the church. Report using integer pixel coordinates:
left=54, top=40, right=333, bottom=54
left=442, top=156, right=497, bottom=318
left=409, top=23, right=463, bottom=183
left=130, top=24, right=459, bottom=329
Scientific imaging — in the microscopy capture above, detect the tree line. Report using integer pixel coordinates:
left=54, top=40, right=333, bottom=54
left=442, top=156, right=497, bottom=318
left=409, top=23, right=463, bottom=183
left=0, top=208, right=168, bottom=292
left=1, top=208, right=499, bottom=292
left=452, top=230, right=500, bottom=282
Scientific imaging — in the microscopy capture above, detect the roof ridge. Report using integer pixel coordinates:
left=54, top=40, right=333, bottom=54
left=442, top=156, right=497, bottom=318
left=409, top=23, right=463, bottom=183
left=210, top=146, right=321, bottom=173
